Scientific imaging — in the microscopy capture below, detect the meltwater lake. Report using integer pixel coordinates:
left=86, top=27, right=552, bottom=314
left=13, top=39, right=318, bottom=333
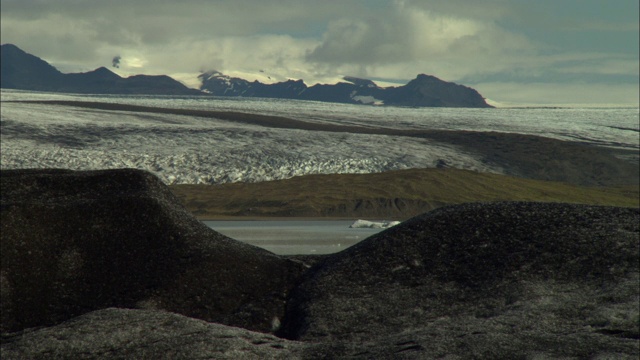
left=203, top=220, right=387, bottom=255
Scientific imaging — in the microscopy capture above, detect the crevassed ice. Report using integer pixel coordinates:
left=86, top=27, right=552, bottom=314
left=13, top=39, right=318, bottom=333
left=0, top=98, right=504, bottom=184
left=2, top=90, right=637, bottom=185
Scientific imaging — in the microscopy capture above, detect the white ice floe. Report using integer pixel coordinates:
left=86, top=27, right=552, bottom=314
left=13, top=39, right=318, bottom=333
left=349, top=220, right=401, bottom=229
left=352, top=95, right=384, bottom=105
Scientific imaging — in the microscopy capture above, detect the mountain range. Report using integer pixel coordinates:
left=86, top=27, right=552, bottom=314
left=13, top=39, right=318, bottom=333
left=1, top=43, right=492, bottom=107
left=0, top=44, right=201, bottom=96
left=200, top=71, right=493, bottom=107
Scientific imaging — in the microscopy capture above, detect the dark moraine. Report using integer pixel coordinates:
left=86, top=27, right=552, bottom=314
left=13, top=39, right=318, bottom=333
left=1, top=169, right=638, bottom=359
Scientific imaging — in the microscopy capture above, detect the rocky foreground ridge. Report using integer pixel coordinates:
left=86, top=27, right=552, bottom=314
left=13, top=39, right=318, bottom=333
left=1, top=169, right=638, bottom=359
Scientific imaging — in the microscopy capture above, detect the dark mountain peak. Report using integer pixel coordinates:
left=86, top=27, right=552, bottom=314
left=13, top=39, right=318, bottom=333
left=1, top=43, right=63, bottom=90
left=1, top=43, right=27, bottom=54
left=416, top=73, right=436, bottom=79
left=78, top=66, right=121, bottom=81
left=127, top=74, right=172, bottom=80
left=200, top=70, right=492, bottom=107
left=343, top=76, right=379, bottom=88
left=93, top=66, right=117, bottom=74
left=383, top=74, right=491, bottom=108
left=411, top=74, right=445, bottom=84
left=2, top=44, right=201, bottom=95
left=1, top=43, right=52, bottom=68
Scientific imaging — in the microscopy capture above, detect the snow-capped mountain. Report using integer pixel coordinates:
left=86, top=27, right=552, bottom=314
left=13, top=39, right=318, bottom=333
left=1, top=44, right=491, bottom=106
left=200, top=71, right=307, bottom=99
left=200, top=71, right=493, bottom=108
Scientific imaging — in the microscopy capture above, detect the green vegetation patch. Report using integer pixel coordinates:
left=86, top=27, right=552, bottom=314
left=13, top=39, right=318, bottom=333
left=170, top=168, right=639, bottom=219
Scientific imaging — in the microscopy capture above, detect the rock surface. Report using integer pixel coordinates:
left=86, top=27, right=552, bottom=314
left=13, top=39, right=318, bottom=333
left=0, top=169, right=306, bottom=333
left=280, top=202, right=640, bottom=358
left=1, top=169, right=638, bottom=359
left=0, top=308, right=306, bottom=359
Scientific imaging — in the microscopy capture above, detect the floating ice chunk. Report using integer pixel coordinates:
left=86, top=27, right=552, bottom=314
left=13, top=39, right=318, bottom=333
left=349, top=220, right=401, bottom=229
left=352, top=95, right=384, bottom=105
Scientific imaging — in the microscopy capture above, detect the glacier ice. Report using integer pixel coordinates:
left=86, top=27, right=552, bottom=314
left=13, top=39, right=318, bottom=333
left=349, top=220, right=401, bottom=229
left=1, top=90, right=637, bottom=185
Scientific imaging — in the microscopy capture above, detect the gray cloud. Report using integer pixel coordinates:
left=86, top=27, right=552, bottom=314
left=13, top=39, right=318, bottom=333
left=112, top=56, right=121, bottom=68
left=305, top=1, right=536, bottom=82
left=1, top=0, right=637, bottom=105
left=307, top=17, right=406, bottom=65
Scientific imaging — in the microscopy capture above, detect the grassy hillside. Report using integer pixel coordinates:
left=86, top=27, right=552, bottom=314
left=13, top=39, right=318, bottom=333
left=170, top=168, right=639, bottom=220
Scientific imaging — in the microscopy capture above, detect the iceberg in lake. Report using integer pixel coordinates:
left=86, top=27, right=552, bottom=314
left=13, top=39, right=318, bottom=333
left=349, top=220, right=401, bottom=229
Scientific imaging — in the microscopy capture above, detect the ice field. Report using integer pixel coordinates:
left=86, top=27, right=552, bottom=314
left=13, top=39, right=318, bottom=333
left=1, top=89, right=638, bottom=185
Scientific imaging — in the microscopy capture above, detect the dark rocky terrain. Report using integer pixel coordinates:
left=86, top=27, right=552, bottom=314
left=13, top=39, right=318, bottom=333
left=1, top=308, right=308, bottom=359
left=280, top=202, right=639, bottom=358
left=200, top=71, right=493, bottom=108
left=0, top=44, right=201, bottom=95
left=0, top=169, right=306, bottom=334
left=1, top=169, right=638, bottom=359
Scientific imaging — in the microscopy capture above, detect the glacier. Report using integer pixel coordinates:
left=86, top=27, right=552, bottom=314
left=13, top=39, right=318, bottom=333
left=1, top=89, right=638, bottom=185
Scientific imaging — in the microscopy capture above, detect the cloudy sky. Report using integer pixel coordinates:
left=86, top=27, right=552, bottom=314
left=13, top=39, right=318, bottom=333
left=2, top=0, right=638, bottom=106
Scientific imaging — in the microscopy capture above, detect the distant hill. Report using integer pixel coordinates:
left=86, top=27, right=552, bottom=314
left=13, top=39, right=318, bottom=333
left=0, top=44, right=201, bottom=95
left=199, top=71, right=493, bottom=108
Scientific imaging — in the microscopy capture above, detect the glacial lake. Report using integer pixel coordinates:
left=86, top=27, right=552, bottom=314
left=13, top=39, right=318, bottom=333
left=203, top=220, right=387, bottom=255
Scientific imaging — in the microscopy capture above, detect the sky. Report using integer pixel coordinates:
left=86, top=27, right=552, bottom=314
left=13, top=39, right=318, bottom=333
left=1, top=0, right=638, bottom=106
